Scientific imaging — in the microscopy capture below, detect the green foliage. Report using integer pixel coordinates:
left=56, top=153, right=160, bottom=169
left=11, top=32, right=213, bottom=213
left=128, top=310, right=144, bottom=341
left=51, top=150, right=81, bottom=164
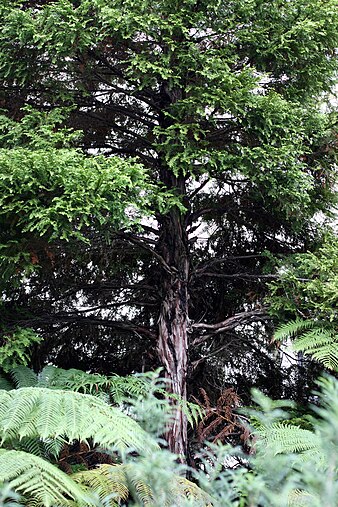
left=0, top=379, right=160, bottom=506
left=0, top=449, right=89, bottom=507
left=267, top=235, right=338, bottom=373
left=275, top=319, right=338, bottom=371
left=0, top=387, right=156, bottom=454
left=0, top=107, right=80, bottom=149
left=0, top=328, right=41, bottom=372
left=72, top=460, right=213, bottom=507
left=0, top=368, right=337, bottom=506
left=185, top=376, right=338, bottom=507
left=0, top=3, right=337, bottom=504
left=0, top=483, right=22, bottom=507
left=0, top=370, right=207, bottom=507
left=268, top=234, right=338, bottom=320
left=0, top=365, right=204, bottom=428
left=0, top=143, right=151, bottom=240
left=257, top=422, right=321, bottom=457
left=0, top=107, right=179, bottom=289
left=250, top=376, right=338, bottom=506
left=0, top=0, right=337, bottom=421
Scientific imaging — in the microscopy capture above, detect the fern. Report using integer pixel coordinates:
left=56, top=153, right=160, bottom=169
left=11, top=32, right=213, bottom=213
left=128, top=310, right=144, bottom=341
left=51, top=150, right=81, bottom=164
left=0, top=366, right=204, bottom=429
left=174, top=477, right=213, bottom=505
left=257, top=423, right=321, bottom=456
left=0, top=388, right=157, bottom=454
left=274, top=319, right=315, bottom=341
left=274, top=319, right=338, bottom=371
left=38, top=366, right=111, bottom=395
left=72, top=464, right=154, bottom=506
left=0, top=449, right=89, bottom=507
left=72, top=465, right=129, bottom=506
left=35, top=367, right=203, bottom=427
left=11, top=366, right=38, bottom=388
left=0, top=366, right=38, bottom=390
left=12, top=436, right=64, bottom=460
left=288, top=489, right=316, bottom=506
left=72, top=464, right=212, bottom=506
left=0, top=373, right=14, bottom=390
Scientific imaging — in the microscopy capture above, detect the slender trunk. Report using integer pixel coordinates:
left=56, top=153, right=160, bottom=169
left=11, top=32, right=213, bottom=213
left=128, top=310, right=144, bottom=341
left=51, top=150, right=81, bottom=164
left=157, top=182, right=189, bottom=460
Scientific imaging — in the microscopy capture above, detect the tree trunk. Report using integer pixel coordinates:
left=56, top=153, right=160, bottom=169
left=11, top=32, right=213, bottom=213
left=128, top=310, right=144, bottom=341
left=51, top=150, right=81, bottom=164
left=157, top=179, right=189, bottom=460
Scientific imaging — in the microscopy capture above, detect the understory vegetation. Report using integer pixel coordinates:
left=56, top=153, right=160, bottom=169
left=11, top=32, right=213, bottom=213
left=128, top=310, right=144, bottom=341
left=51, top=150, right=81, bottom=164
left=0, top=356, right=337, bottom=506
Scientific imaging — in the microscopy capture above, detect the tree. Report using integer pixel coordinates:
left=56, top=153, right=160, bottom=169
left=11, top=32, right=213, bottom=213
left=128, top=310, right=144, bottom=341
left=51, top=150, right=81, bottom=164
left=0, top=0, right=337, bottom=460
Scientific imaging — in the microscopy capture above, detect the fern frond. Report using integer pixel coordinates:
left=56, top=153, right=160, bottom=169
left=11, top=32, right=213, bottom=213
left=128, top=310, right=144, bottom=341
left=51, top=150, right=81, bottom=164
left=293, top=327, right=334, bottom=349
left=0, top=449, right=89, bottom=507
left=175, top=477, right=213, bottom=505
left=72, top=464, right=212, bottom=507
left=0, top=388, right=157, bottom=454
left=274, top=319, right=316, bottom=341
left=10, top=366, right=38, bottom=388
left=13, top=436, right=64, bottom=460
left=275, top=319, right=338, bottom=371
left=125, top=465, right=154, bottom=505
left=72, top=464, right=151, bottom=506
left=72, top=465, right=128, bottom=506
left=293, top=329, right=338, bottom=370
left=258, top=423, right=321, bottom=455
left=38, top=366, right=110, bottom=395
left=109, top=374, right=151, bottom=403
left=0, top=370, right=14, bottom=390
left=36, top=367, right=202, bottom=428
left=14, top=437, right=45, bottom=458
left=38, top=366, right=152, bottom=403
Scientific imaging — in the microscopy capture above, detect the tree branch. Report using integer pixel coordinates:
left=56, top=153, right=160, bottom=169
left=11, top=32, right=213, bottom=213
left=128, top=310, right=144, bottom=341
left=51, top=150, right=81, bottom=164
left=191, top=309, right=269, bottom=346
left=117, top=233, right=174, bottom=274
left=195, top=272, right=310, bottom=282
left=20, top=314, right=157, bottom=340
left=196, top=272, right=281, bottom=280
left=192, top=255, right=264, bottom=276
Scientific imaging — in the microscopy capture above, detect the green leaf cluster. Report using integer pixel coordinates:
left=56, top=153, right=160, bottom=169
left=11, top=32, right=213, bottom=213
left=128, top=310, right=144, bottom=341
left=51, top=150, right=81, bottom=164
left=0, top=328, right=41, bottom=372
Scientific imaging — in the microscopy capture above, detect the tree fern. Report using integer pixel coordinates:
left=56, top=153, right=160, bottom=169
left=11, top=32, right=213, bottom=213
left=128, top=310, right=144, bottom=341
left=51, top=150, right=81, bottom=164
left=0, top=366, right=204, bottom=428
left=37, top=366, right=203, bottom=425
left=257, top=423, right=321, bottom=456
left=0, top=366, right=38, bottom=390
left=38, top=366, right=111, bottom=395
left=0, top=388, right=157, bottom=454
left=252, top=376, right=338, bottom=506
left=274, top=319, right=338, bottom=371
left=72, top=463, right=212, bottom=506
left=274, top=319, right=315, bottom=341
left=0, top=449, right=89, bottom=507
left=71, top=464, right=129, bottom=506
left=73, top=464, right=153, bottom=506
left=12, top=436, right=64, bottom=460
left=11, top=366, right=38, bottom=388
